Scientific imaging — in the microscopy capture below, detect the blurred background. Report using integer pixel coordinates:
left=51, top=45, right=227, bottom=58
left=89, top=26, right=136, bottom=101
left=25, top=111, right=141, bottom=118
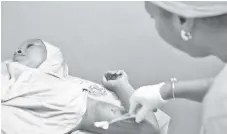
left=1, top=1, right=225, bottom=134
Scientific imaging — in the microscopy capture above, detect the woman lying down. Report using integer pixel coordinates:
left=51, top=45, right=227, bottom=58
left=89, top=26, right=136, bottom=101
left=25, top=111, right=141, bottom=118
left=1, top=39, right=170, bottom=134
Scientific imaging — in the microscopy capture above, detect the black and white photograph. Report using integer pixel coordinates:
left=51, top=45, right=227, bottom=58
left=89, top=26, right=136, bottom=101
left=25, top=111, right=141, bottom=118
left=1, top=1, right=227, bottom=134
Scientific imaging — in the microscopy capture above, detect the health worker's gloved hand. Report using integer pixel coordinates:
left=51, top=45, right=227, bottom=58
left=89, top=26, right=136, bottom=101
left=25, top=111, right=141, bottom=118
left=129, top=83, right=167, bottom=123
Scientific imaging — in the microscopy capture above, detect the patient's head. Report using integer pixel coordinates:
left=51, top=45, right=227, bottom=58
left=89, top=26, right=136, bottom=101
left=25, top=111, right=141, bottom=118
left=13, top=39, right=47, bottom=68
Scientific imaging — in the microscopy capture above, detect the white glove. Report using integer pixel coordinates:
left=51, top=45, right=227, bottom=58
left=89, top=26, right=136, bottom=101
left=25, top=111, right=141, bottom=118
left=129, top=83, right=167, bottom=123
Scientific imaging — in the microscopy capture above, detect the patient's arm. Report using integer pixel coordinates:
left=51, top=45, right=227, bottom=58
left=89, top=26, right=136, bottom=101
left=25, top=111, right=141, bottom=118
left=82, top=117, right=160, bottom=134
left=80, top=97, right=160, bottom=134
left=102, top=70, right=157, bottom=112
left=109, top=80, right=134, bottom=110
left=101, top=70, right=134, bottom=110
left=101, top=70, right=159, bottom=127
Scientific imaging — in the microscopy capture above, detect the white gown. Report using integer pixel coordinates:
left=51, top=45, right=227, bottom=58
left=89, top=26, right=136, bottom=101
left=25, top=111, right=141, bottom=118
left=201, top=65, right=227, bottom=134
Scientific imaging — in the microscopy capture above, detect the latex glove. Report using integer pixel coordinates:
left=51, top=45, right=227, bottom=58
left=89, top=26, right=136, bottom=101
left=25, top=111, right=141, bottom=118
left=101, top=70, right=129, bottom=92
left=129, top=83, right=167, bottom=123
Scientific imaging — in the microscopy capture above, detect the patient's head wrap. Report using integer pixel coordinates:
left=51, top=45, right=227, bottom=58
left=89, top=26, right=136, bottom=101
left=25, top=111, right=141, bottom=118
left=38, top=40, right=68, bottom=78
left=148, top=1, right=227, bottom=18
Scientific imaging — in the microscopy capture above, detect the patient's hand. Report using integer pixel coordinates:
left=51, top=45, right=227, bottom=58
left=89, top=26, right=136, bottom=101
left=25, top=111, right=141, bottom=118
left=101, top=70, right=129, bottom=92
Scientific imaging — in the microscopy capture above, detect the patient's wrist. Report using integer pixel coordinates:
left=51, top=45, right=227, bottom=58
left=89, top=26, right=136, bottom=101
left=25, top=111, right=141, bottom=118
left=113, top=82, right=133, bottom=92
left=118, top=83, right=135, bottom=92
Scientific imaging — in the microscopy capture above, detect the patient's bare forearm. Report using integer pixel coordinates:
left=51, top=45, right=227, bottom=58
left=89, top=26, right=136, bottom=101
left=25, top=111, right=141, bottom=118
left=113, top=83, right=134, bottom=110
left=160, top=78, right=213, bottom=102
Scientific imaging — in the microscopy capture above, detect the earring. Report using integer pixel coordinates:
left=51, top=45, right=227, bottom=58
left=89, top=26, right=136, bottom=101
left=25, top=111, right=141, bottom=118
left=181, top=30, right=192, bottom=41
